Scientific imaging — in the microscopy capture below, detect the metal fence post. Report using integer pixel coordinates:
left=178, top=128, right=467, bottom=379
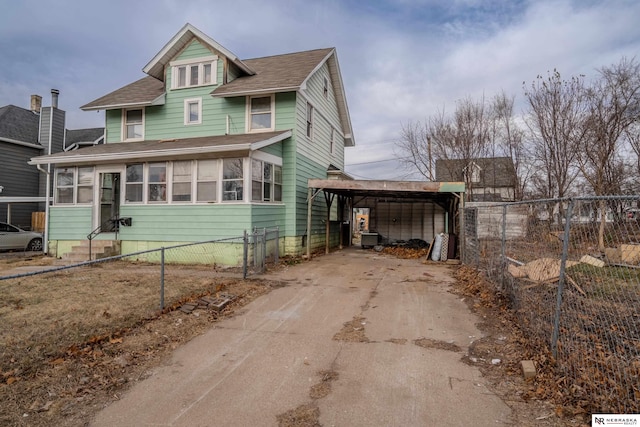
left=501, top=204, right=507, bottom=289
left=262, top=228, right=267, bottom=272
left=243, top=230, right=248, bottom=279
left=551, top=199, right=573, bottom=358
left=275, top=227, right=279, bottom=265
left=160, top=247, right=165, bottom=310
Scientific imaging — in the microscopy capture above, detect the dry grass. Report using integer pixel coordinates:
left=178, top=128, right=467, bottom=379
left=0, top=257, right=277, bottom=426
left=332, top=316, right=369, bottom=342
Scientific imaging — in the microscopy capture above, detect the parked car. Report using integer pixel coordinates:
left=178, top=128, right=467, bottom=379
left=0, top=222, right=43, bottom=251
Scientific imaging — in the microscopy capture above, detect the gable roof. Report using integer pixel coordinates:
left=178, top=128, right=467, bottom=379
left=0, top=105, right=41, bottom=146
left=81, top=77, right=165, bottom=111
left=29, top=130, right=292, bottom=166
left=143, top=23, right=254, bottom=80
left=435, top=157, right=516, bottom=187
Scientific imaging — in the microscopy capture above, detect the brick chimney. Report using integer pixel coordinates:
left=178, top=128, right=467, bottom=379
left=30, top=94, right=42, bottom=113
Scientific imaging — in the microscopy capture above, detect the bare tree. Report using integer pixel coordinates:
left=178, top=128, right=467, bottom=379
left=397, top=120, right=434, bottom=180
left=579, top=57, right=640, bottom=249
left=491, top=91, right=529, bottom=200
left=524, top=70, right=587, bottom=221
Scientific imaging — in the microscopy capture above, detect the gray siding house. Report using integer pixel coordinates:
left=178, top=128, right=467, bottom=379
left=0, top=92, right=104, bottom=229
left=435, top=157, right=517, bottom=202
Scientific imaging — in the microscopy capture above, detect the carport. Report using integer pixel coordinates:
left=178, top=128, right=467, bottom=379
left=307, top=179, right=465, bottom=257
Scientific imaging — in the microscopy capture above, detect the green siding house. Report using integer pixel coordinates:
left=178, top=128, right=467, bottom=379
left=30, top=23, right=354, bottom=262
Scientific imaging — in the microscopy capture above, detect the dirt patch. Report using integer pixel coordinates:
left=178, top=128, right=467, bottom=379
left=386, top=338, right=407, bottom=345
left=333, top=316, right=369, bottom=342
left=309, top=370, right=339, bottom=400
left=413, top=338, right=461, bottom=352
left=0, top=254, right=55, bottom=272
left=276, top=402, right=321, bottom=427
left=0, top=258, right=279, bottom=427
left=451, top=266, right=587, bottom=426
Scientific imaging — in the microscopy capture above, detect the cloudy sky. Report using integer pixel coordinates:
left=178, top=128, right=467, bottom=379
left=1, top=0, right=639, bottom=180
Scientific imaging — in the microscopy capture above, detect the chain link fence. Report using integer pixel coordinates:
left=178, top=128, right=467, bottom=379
left=463, top=196, right=640, bottom=414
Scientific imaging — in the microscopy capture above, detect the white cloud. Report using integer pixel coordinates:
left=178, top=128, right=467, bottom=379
left=1, top=0, right=639, bottom=179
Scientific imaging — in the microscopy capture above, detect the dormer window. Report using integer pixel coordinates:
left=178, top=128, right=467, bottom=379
left=123, top=108, right=144, bottom=141
left=170, top=56, right=218, bottom=89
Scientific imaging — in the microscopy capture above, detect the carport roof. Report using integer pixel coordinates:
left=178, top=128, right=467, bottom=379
left=308, top=179, right=465, bottom=201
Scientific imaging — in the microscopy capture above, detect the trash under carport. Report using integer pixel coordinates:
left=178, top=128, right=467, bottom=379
left=306, top=179, right=465, bottom=258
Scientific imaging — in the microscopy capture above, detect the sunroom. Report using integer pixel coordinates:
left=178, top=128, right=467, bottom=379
left=28, top=131, right=291, bottom=258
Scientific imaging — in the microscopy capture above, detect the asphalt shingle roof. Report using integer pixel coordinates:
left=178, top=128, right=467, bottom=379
left=213, top=48, right=334, bottom=97
left=81, top=77, right=165, bottom=110
left=31, top=130, right=291, bottom=165
left=66, top=128, right=105, bottom=145
left=0, top=105, right=41, bottom=144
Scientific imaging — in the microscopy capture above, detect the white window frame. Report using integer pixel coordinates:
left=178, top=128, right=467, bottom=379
left=250, top=152, right=283, bottom=203
left=247, top=94, right=275, bottom=133
left=170, top=56, right=218, bottom=89
left=124, top=163, right=145, bottom=204
left=54, top=167, right=75, bottom=204
left=196, top=159, right=219, bottom=203
left=330, top=127, right=336, bottom=154
left=147, top=162, right=168, bottom=204
left=76, top=166, right=95, bottom=204
left=222, top=158, right=245, bottom=202
left=122, top=108, right=144, bottom=141
left=172, top=160, right=193, bottom=202
left=184, top=97, right=202, bottom=125
left=306, top=102, right=314, bottom=140
left=54, top=167, right=95, bottom=205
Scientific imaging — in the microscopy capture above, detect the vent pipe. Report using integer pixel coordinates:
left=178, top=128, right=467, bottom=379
left=51, top=89, right=59, bottom=109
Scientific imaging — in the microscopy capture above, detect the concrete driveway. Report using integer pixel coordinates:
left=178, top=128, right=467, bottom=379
left=91, top=248, right=511, bottom=426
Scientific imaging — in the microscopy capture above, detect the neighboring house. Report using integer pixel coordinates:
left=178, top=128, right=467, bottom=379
left=30, top=23, right=354, bottom=261
left=435, top=157, right=516, bottom=202
left=65, top=128, right=105, bottom=151
left=0, top=92, right=105, bottom=230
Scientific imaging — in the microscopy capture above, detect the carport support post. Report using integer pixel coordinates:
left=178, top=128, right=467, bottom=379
left=307, top=188, right=313, bottom=259
left=324, top=192, right=334, bottom=254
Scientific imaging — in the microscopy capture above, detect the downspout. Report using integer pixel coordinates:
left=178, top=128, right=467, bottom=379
left=37, top=164, right=50, bottom=255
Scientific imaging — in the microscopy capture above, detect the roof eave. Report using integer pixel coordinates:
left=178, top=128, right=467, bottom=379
left=0, top=136, right=43, bottom=150
left=81, top=94, right=166, bottom=111
left=212, top=86, right=299, bottom=98
left=29, top=144, right=256, bottom=166
left=29, top=130, right=292, bottom=166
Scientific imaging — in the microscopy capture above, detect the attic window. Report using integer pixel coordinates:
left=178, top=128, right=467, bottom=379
left=170, top=56, right=218, bottom=89
left=323, top=77, right=329, bottom=98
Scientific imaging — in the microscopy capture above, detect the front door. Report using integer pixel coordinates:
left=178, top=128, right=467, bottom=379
left=99, top=172, right=121, bottom=232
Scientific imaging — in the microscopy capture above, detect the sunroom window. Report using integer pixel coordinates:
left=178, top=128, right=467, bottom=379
left=55, top=168, right=74, bottom=204
left=172, top=161, right=192, bottom=202
left=252, top=160, right=282, bottom=202
left=197, top=159, right=218, bottom=202
left=148, top=163, right=167, bottom=203
left=125, top=164, right=143, bottom=203
left=77, top=167, right=94, bottom=204
left=54, top=167, right=94, bottom=204
left=222, top=159, right=243, bottom=201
